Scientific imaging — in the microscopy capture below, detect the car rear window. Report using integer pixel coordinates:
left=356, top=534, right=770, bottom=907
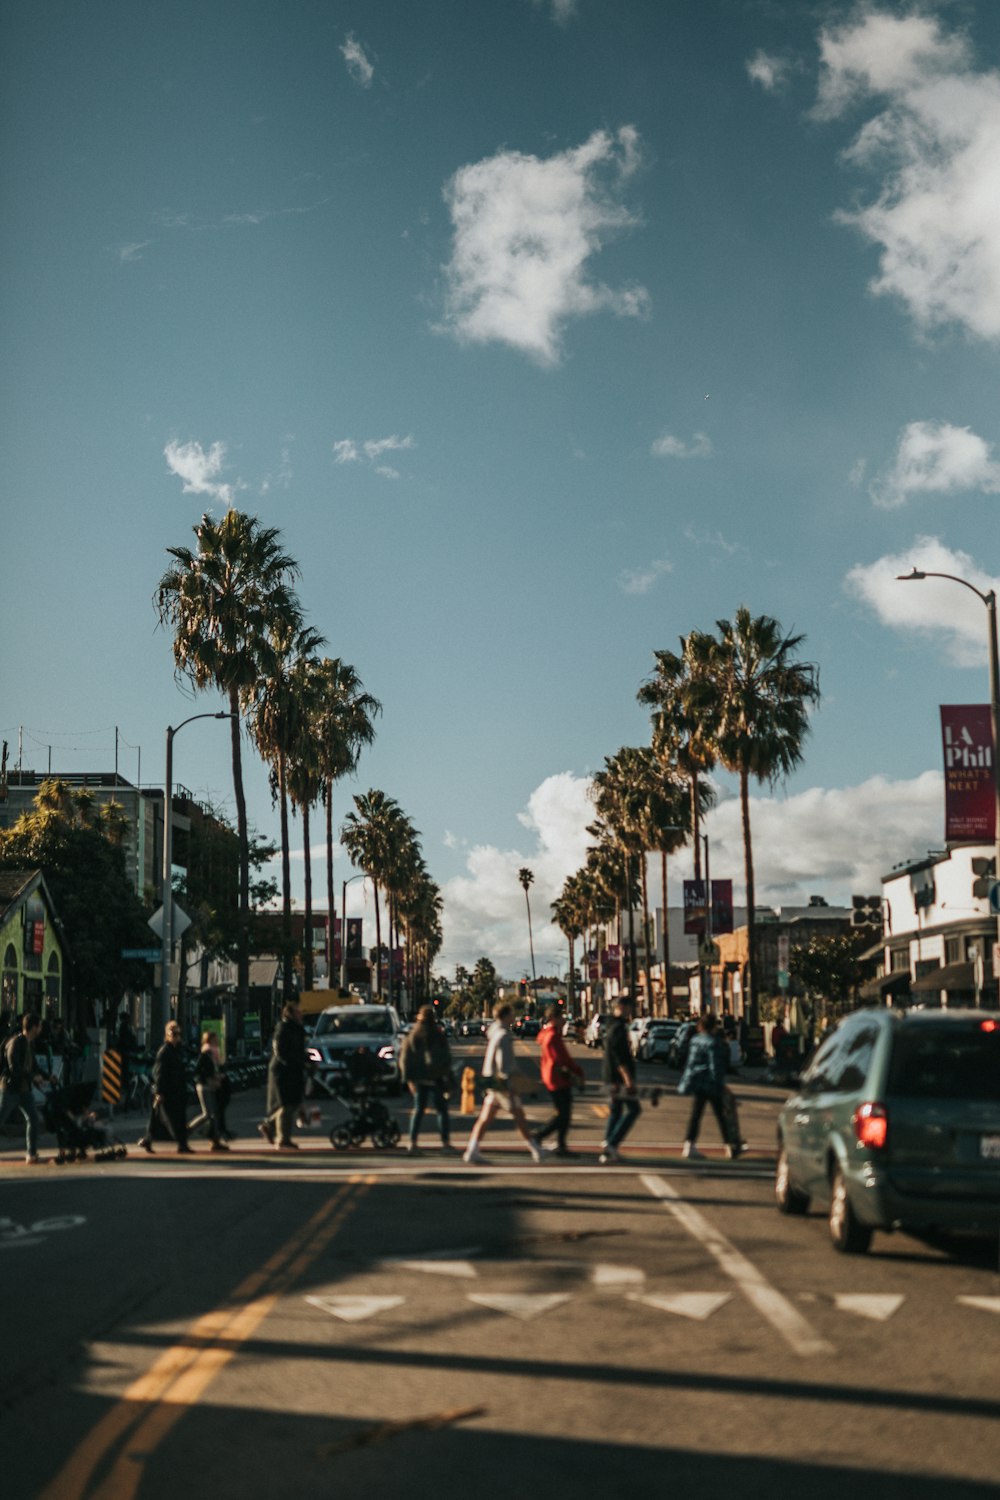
left=888, top=1024, right=1000, bottom=1101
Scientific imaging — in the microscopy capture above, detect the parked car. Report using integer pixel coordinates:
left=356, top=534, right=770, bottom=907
left=776, top=1008, right=1000, bottom=1254
left=628, top=1017, right=651, bottom=1056
left=640, top=1020, right=680, bottom=1063
left=513, top=1016, right=541, bottom=1038
left=307, top=1003, right=404, bottom=1095
left=458, top=1018, right=487, bottom=1038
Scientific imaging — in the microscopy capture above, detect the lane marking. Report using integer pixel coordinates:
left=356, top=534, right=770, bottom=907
left=592, top=1263, right=645, bottom=1288
left=628, top=1291, right=732, bottom=1322
left=835, top=1294, right=904, bottom=1322
left=641, top=1173, right=834, bottom=1358
left=306, top=1294, right=406, bottom=1322
left=39, top=1179, right=371, bottom=1500
left=467, top=1292, right=572, bottom=1320
left=958, top=1296, right=1000, bottom=1315
left=381, top=1258, right=479, bottom=1279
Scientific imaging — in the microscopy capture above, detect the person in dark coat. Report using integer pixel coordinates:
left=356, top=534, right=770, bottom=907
left=600, top=996, right=641, bottom=1164
left=399, top=1004, right=454, bottom=1153
left=138, top=1021, right=193, bottom=1154
left=188, top=1031, right=228, bottom=1151
left=259, top=1001, right=307, bottom=1149
left=678, top=1011, right=739, bottom=1159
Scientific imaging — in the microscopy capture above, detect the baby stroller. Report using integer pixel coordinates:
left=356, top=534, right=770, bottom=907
left=44, top=1081, right=128, bottom=1164
left=329, top=1047, right=400, bottom=1151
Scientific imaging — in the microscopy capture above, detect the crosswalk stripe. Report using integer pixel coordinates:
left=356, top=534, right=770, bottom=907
left=467, top=1292, right=572, bottom=1320
left=306, top=1295, right=405, bottom=1322
left=628, top=1291, right=731, bottom=1321
left=834, top=1294, right=904, bottom=1322
left=957, top=1296, right=1000, bottom=1315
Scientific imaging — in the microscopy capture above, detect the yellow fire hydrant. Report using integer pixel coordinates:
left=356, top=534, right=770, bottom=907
left=460, top=1066, right=477, bottom=1115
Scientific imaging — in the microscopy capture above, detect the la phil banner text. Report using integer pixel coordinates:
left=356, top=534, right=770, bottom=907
left=940, top=705, right=995, bottom=843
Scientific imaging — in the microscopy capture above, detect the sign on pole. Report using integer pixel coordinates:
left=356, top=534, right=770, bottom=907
left=941, top=705, right=996, bottom=842
left=147, top=900, right=192, bottom=940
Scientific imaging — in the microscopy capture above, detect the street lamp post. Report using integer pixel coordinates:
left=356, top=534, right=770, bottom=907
left=340, top=872, right=366, bottom=992
left=160, top=712, right=233, bottom=1042
left=897, top=568, right=1000, bottom=1000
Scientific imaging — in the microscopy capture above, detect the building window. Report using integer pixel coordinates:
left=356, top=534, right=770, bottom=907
left=45, top=950, right=61, bottom=1010
left=890, top=948, right=910, bottom=972
left=945, top=937, right=963, bottom=965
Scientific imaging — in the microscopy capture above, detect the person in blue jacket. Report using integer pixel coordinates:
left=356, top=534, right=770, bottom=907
left=677, top=1012, right=740, bottom=1159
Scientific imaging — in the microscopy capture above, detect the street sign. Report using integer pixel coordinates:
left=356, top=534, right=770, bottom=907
left=989, top=881, right=1000, bottom=916
left=698, top=938, right=721, bottom=965
left=121, top=948, right=162, bottom=962
left=147, top=900, right=192, bottom=940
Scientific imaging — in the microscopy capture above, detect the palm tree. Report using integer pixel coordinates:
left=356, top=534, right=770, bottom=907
left=694, top=607, right=820, bottom=1025
left=638, top=633, right=718, bottom=885
left=155, top=510, right=303, bottom=1005
left=311, top=660, right=380, bottom=991
left=341, top=789, right=403, bottom=996
left=250, top=623, right=326, bottom=998
left=518, top=867, right=537, bottom=1002
left=552, top=878, right=585, bottom=1016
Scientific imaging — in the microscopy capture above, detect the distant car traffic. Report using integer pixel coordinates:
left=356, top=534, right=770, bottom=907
left=776, top=1007, right=1000, bottom=1254
left=513, top=1016, right=541, bottom=1038
left=585, top=1014, right=610, bottom=1048
left=457, top=1018, right=487, bottom=1038
left=639, top=1019, right=680, bottom=1063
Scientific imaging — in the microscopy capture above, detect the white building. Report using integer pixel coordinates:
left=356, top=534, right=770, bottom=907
left=878, top=845, right=997, bottom=1008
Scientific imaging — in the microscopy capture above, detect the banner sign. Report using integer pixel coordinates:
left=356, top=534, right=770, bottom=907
left=345, top=918, right=363, bottom=957
left=684, top=880, right=734, bottom=935
left=941, top=705, right=996, bottom=842
left=601, top=945, right=621, bottom=980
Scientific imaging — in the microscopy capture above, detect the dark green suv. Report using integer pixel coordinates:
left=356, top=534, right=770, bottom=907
left=776, top=1008, right=1000, bottom=1253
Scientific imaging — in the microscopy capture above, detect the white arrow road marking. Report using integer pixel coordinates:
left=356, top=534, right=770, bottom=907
left=641, top=1174, right=834, bottom=1358
left=834, top=1294, right=904, bottom=1322
left=382, top=1259, right=479, bottom=1279
left=467, top=1293, right=572, bottom=1321
left=628, top=1291, right=731, bottom=1321
left=958, top=1296, right=1000, bottom=1315
left=306, top=1295, right=406, bottom=1322
left=592, top=1263, right=645, bottom=1288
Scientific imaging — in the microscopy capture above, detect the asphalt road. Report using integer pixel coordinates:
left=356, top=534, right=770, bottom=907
left=5, top=1040, right=1000, bottom=1499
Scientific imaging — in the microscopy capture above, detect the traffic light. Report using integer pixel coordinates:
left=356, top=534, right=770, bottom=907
left=972, top=857, right=996, bottom=898
left=519, top=980, right=528, bottom=999
left=851, top=894, right=882, bottom=930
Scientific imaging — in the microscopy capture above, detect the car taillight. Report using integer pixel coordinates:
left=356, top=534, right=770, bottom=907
left=853, top=1101, right=888, bottom=1149
left=981, top=1019, right=998, bottom=1033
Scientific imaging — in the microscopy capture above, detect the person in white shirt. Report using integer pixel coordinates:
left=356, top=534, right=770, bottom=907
left=463, top=1001, right=543, bottom=1165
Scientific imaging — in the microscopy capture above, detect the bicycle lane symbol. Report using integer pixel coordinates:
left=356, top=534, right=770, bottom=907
left=0, top=1215, right=86, bottom=1250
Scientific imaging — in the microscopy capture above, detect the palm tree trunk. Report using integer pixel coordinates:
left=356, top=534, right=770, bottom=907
left=325, top=783, right=335, bottom=992
left=567, top=934, right=575, bottom=1015
left=691, top=771, right=702, bottom=880
left=640, top=852, right=651, bottom=1012
left=302, top=800, right=314, bottom=991
left=740, top=766, right=758, bottom=1027
left=229, top=687, right=250, bottom=1008
left=661, top=849, right=673, bottom=1014
left=524, top=891, right=537, bottom=998
left=279, top=752, right=293, bottom=1000
left=373, top=882, right=382, bottom=996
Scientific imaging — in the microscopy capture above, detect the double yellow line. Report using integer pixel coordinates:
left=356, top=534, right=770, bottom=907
left=41, top=1176, right=373, bottom=1500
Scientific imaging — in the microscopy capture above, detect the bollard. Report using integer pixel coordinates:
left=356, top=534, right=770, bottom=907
left=460, top=1065, right=477, bottom=1114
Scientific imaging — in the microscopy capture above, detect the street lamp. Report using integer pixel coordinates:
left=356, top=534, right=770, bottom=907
left=897, top=567, right=1000, bottom=999
left=160, top=712, right=233, bottom=1041
left=340, top=872, right=366, bottom=992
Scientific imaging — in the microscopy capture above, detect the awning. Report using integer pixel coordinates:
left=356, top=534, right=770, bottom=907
left=858, top=972, right=910, bottom=1000
left=911, top=962, right=975, bottom=993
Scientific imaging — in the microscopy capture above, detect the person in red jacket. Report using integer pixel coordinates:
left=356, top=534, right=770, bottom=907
left=531, top=1006, right=585, bottom=1158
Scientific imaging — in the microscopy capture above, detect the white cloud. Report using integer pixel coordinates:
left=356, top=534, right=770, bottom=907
left=436, top=768, right=946, bottom=970
left=340, top=33, right=374, bottom=88
left=848, top=457, right=867, bottom=488
left=118, top=240, right=151, bottom=263
left=618, top=558, right=673, bottom=595
left=695, top=772, right=944, bottom=905
left=439, top=126, right=648, bottom=365
left=532, top=0, right=578, bottom=23
left=439, top=772, right=593, bottom=973
left=746, top=50, right=791, bottom=93
left=844, top=534, right=999, bottom=666
left=683, top=524, right=747, bottom=558
left=870, top=420, right=1000, bottom=508
left=815, top=8, right=1000, bottom=341
left=163, top=439, right=235, bottom=506
left=651, top=431, right=712, bottom=460
left=333, top=434, right=415, bottom=478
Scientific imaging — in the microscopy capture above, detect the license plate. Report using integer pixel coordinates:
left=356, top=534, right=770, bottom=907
left=980, top=1135, right=1000, bottom=1160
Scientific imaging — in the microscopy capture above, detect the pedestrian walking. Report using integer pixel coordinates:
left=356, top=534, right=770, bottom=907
left=399, top=1004, right=454, bottom=1153
left=259, top=1001, right=307, bottom=1150
left=0, top=1012, right=45, bottom=1163
left=678, top=1012, right=742, bottom=1159
left=600, top=996, right=641, bottom=1164
left=531, top=1006, right=584, bottom=1157
left=138, top=1021, right=194, bottom=1154
left=187, top=1032, right=229, bottom=1151
left=463, top=1001, right=543, bottom=1164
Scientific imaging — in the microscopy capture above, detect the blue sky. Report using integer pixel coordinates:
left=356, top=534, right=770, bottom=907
left=3, top=1, right=999, bottom=974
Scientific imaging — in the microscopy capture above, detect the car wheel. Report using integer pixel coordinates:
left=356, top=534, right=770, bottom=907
left=828, top=1165, right=872, bottom=1254
left=775, top=1146, right=810, bottom=1216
